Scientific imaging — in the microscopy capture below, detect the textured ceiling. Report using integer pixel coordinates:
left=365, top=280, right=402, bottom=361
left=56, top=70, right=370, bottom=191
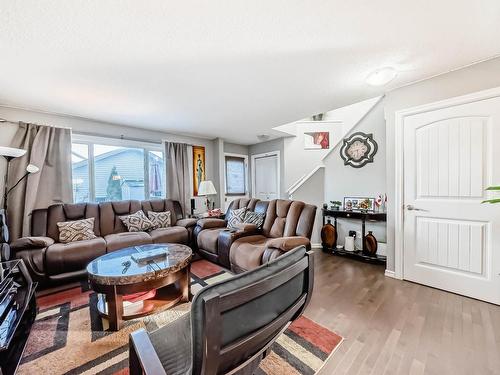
left=1, top=1, right=500, bottom=144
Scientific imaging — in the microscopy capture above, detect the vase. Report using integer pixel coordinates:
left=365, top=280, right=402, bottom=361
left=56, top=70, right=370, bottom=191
left=364, top=231, right=378, bottom=255
left=321, top=220, right=337, bottom=250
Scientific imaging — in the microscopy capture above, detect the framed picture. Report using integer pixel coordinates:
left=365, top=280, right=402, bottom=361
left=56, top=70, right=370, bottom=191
left=304, top=131, right=329, bottom=149
left=343, top=197, right=375, bottom=211
left=193, top=145, right=206, bottom=196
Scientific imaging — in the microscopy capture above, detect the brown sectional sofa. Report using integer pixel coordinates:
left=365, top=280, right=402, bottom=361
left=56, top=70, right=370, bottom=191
left=194, top=198, right=316, bottom=273
left=11, top=199, right=196, bottom=286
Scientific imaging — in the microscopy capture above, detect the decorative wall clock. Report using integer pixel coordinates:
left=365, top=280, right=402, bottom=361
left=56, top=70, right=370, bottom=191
left=340, top=132, right=378, bottom=168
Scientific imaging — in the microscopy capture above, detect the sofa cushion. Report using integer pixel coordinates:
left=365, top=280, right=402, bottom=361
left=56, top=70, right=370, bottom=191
left=142, top=199, right=183, bottom=226
left=229, top=235, right=269, bottom=272
left=99, top=200, right=142, bottom=236
left=46, top=203, right=100, bottom=240
left=149, top=226, right=188, bottom=244
left=46, top=237, right=107, bottom=276
left=57, top=217, right=97, bottom=243
left=104, top=232, right=152, bottom=252
left=197, top=228, right=226, bottom=254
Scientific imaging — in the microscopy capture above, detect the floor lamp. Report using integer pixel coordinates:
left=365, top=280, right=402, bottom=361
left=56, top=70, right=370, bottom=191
left=0, top=146, right=39, bottom=260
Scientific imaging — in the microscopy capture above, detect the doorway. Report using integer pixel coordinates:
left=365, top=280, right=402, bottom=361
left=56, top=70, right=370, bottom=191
left=396, top=88, right=500, bottom=304
left=251, top=151, right=280, bottom=201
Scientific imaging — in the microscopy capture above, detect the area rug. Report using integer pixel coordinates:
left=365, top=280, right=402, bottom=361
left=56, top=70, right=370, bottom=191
left=18, top=259, right=342, bottom=375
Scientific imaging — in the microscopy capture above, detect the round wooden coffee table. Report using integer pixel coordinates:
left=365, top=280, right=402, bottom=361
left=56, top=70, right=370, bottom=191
left=87, top=243, right=192, bottom=331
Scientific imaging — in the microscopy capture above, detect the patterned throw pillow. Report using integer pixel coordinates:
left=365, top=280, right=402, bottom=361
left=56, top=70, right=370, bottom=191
left=243, top=211, right=265, bottom=229
left=227, top=207, right=247, bottom=229
left=147, top=211, right=171, bottom=229
left=119, top=210, right=154, bottom=232
left=57, top=217, right=97, bottom=243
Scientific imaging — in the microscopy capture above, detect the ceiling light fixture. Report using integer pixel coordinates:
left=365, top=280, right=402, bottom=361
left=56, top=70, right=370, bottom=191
left=366, top=67, right=398, bottom=86
left=257, top=134, right=270, bottom=142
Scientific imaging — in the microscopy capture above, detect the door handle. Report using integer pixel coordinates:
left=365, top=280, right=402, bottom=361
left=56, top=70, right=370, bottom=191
left=406, top=204, right=426, bottom=211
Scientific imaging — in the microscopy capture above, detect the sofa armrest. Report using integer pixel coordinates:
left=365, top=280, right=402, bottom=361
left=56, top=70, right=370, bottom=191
left=11, top=236, right=55, bottom=251
left=176, top=218, right=197, bottom=228
left=233, top=223, right=258, bottom=233
left=266, top=236, right=310, bottom=252
left=217, top=227, right=259, bottom=268
left=196, top=218, right=226, bottom=230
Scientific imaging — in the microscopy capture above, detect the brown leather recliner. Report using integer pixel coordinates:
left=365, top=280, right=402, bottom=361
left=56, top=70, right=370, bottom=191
left=11, top=199, right=197, bottom=286
left=230, top=199, right=317, bottom=273
left=194, top=198, right=268, bottom=268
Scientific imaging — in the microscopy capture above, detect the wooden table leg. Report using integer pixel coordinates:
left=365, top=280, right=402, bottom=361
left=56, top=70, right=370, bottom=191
left=179, top=265, right=191, bottom=302
left=107, top=287, right=123, bottom=331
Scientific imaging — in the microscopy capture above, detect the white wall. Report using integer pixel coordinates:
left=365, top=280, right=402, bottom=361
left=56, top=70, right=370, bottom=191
left=384, top=56, right=500, bottom=272
left=0, top=106, right=218, bottom=209
left=281, top=97, right=382, bottom=192
left=289, top=167, right=324, bottom=245
left=283, top=121, right=342, bottom=189
left=323, top=99, right=386, bottom=252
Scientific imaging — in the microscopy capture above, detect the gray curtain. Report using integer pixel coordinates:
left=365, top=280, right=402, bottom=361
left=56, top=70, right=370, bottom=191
left=165, top=141, right=190, bottom=216
left=7, top=122, right=72, bottom=240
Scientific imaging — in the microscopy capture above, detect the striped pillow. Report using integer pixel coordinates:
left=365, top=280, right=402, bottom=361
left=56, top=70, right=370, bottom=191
left=243, top=211, right=265, bottom=229
left=57, top=217, right=97, bottom=243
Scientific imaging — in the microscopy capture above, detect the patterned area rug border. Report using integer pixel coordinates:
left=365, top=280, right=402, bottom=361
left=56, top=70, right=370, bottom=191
left=19, top=259, right=342, bottom=375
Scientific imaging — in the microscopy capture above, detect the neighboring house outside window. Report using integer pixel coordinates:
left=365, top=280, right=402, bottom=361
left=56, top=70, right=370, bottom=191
left=71, top=136, right=164, bottom=203
left=225, top=155, right=247, bottom=195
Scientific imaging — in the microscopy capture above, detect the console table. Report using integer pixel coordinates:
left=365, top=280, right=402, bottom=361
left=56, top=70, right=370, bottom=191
left=0, top=259, right=37, bottom=375
left=322, top=208, right=387, bottom=264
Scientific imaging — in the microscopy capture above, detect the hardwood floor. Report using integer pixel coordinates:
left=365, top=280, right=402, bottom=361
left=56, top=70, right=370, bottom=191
left=305, top=250, right=500, bottom=375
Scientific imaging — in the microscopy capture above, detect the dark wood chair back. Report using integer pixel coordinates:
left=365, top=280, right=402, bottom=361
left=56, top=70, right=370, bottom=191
left=191, top=246, right=314, bottom=374
left=129, top=246, right=314, bottom=375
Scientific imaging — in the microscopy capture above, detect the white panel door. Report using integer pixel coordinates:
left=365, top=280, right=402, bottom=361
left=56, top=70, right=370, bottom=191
left=403, top=96, right=500, bottom=304
left=254, top=155, right=279, bottom=200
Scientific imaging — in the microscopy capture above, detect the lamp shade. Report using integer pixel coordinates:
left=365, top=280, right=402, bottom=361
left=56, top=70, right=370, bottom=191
left=26, top=164, right=39, bottom=174
left=0, top=146, right=26, bottom=159
left=198, top=180, right=217, bottom=196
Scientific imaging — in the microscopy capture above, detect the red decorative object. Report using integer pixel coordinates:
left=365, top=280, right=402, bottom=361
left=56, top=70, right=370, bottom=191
left=208, top=208, right=222, bottom=217
left=123, top=289, right=157, bottom=303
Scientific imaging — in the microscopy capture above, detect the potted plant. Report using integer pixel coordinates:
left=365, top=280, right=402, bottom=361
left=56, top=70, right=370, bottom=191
left=330, top=200, right=342, bottom=210
left=483, top=186, right=500, bottom=204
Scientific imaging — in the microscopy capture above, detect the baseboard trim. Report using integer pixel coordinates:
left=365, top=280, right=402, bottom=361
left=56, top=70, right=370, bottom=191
left=311, top=243, right=322, bottom=249
left=384, top=269, right=397, bottom=279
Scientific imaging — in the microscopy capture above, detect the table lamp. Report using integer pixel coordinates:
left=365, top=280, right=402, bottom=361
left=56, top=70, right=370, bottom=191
left=198, top=180, right=217, bottom=210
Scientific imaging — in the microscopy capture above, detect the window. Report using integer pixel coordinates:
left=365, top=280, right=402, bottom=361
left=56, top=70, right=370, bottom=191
left=225, top=155, right=246, bottom=195
left=71, top=136, right=164, bottom=203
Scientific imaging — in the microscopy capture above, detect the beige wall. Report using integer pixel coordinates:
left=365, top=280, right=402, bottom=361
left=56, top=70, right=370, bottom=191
left=384, top=56, right=500, bottom=271
left=0, top=106, right=218, bottom=209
